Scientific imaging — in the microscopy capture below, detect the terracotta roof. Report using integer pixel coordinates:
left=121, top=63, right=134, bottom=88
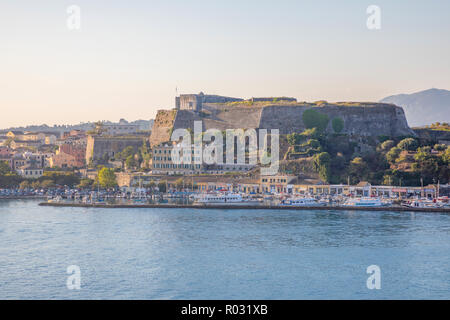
left=356, top=181, right=371, bottom=187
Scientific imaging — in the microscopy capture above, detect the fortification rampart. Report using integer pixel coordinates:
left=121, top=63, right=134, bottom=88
left=86, top=135, right=145, bottom=163
left=149, top=102, right=415, bottom=146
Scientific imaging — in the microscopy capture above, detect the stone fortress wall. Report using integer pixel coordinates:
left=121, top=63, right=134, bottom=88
left=86, top=135, right=144, bottom=163
left=150, top=93, right=416, bottom=147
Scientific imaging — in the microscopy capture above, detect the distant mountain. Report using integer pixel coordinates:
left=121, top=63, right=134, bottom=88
left=1, top=119, right=154, bottom=134
left=380, top=88, right=450, bottom=127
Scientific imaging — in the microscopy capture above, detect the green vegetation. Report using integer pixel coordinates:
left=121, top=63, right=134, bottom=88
left=379, top=140, right=395, bottom=151
left=0, top=164, right=82, bottom=189
left=0, top=161, right=21, bottom=188
left=386, top=147, right=401, bottom=164
left=282, top=128, right=449, bottom=186
left=78, top=178, right=94, bottom=189
left=42, top=172, right=80, bottom=187
left=313, top=152, right=331, bottom=181
left=331, top=117, right=344, bottom=133
left=302, top=109, right=329, bottom=132
left=158, top=181, right=167, bottom=193
left=97, top=168, right=117, bottom=189
left=397, top=138, right=419, bottom=151
left=424, top=122, right=450, bottom=131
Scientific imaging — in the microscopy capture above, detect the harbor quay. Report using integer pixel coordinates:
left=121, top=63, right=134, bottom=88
left=35, top=171, right=450, bottom=210
left=115, top=172, right=444, bottom=199
left=38, top=201, right=450, bottom=213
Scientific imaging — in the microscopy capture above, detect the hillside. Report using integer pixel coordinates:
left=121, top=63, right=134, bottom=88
left=380, top=88, right=450, bottom=127
left=1, top=119, right=154, bottom=134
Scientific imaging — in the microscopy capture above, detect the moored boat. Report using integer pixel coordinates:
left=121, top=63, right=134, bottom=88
left=342, top=197, right=388, bottom=207
left=280, top=197, right=325, bottom=207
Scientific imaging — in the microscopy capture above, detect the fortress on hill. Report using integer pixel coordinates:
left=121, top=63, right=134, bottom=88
left=150, top=92, right=415, bottom=147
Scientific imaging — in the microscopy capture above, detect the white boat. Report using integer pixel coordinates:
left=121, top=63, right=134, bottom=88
left=280, top=197, right=325, bottom=206
left=402, top=199, right=443, bottom=208
left=195, top=193, right=246, bottom=204
left=342, top=197, right=387, bottom=207
left=48, top=196, right=63, bottom=203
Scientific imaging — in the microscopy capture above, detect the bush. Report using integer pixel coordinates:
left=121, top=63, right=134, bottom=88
left=434, top=144, right=447, bottom=151
left=313, top=152, right=331, bottom=182
left=287, top=133, right=301, bottom=146
left=397, top=138, right=418, bottom=151
left=380, top=140, right=395, bottom=151
left=386, top=147, right=401, bottom=163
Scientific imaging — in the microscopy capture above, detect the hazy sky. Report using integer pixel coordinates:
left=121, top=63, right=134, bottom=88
left=1, top=0, right=449, bottom=128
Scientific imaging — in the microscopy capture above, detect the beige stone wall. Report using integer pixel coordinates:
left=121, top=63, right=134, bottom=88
left=149, top=109, right=177, bottom=147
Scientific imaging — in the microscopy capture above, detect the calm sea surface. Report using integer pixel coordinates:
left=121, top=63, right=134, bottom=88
left=0, top=199, right=449, bottom=299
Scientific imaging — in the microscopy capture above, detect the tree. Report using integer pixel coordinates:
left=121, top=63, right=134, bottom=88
left=117, top=146, right=136, bottom=169
left=287, top=133, right=301, bottom=146
left=443, top=147, right=450, bottom=164
left=313, top=152, right=331, bottom=182
left=397, top=138, right=418, bottom=151
left=175, top=178, right=184, bottom=190
left=349, top=157, right=370, bottom=182
left=42, top=172, right=80, bottom=187
left=40, top=179, right=55, bottom=188
left=158, top=181, right=167, bottom=193
left=0, top=161, right=11, bottom=175
left=434, top=144, right=447, bottom=151
left=414, top=146, right=431, bottom=162
left=331, top=117, right=344, bottom=133
left=31, top=181, right=41, bottom=189
left=380, top=140, right=395, bottom=151
left=118, top=146, right=135, bottom=160
left=301, top=127, right=321, bottom=139
left=386, top=147, right=401, bottom=164
left=139, top=140, right=151, bottom=169
left=302, top=109, right=329, bottom=132
left=19, top=181, right=30, bottom=190
left=125, top=155, right=138, bottom=170
left=77, top=178, right=93, bottom=189
left=305, top=139, right=320, bottom=149
left=97, top=168, right=117, bottom=189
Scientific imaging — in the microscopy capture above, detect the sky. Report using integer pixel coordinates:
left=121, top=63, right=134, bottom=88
left=1, top=0, right=449, bottom=128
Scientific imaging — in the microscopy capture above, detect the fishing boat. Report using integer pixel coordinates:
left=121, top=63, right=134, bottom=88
left=402, top=199, right=444, bottom=208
